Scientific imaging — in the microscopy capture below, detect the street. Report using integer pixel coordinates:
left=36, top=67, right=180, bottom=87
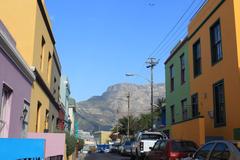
left=84, top=153, right=131, bottom=160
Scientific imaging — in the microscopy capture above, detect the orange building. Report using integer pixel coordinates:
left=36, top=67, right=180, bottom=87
left=170, top=0, right=240, bottom=145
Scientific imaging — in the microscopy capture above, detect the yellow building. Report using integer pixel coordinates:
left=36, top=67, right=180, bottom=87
left=0, top=0, right=61, bottom=133
left=171, top=0, right=240, bottom=144
left=94, top=131, right=112, bottom=145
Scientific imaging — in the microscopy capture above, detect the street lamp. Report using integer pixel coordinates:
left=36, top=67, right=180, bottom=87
left=125, top=72, right=155, bottom=131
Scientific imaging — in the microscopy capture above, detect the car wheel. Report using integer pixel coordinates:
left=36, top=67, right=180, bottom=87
left=136, top=149, right=141, bottom=160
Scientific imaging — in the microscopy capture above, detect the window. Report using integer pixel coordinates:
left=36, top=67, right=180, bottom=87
left=141, top=134, right=163, bottom=140
left=153, top=140, right=161, bottom=151
left=161, top=107, right=166, bottom=126
left=194, top=143, right=215, bottom=160
left=210, top=143, right=230, bottom=160
left=47, top=52, right=52, bottom=82
left=171, top=105, right=175, bottom=124
left=40, top=37, right=45, bottom=71
left=159, top=141, right=167, bottom=151
left=180, top=54, right=186, bottom=84
left=170, top=65, right=174, bottom=92
left=210, top=20, right=223, bottom=64
left=0, top=84, right=12, bottom=137
left=45, top=109, right=49, bottom=130
left=213, top=80, right=226, bottom=127
left=36, top=101, right=42, bottom=132
left=172, top=141, right=198, bottom=152
left=181, top=99, right=188, bottom=121
left=51, top=115, right=55, bottom=132
left=21, top=101, right=30, bottom=138
left=193, top=40, right=201, bottom=77
left=192, top=94, right=199, bottom=117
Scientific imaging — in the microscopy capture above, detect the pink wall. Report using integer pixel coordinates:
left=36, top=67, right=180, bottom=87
left=28, top=133, right=65, bottom=158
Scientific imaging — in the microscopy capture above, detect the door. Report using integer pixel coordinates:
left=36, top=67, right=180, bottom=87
left=152, top=141, right=167, bottom=160
left=0, top=85, right=12, bottom=137
left=193, top=143, right=215, bottom=160
left=148, top=140, right=161, bottom=160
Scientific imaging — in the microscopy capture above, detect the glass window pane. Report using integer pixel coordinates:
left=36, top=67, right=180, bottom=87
left=210, top=143, right=230, bottom=160
left=195, top=143, right=215, bottom=160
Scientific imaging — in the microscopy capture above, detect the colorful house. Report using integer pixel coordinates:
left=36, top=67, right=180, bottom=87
left=165, top=0, right=240, bottom=144
left=188, top=0, right=240, bottom=142
left=60, top=75, right=71, bottom=129
left=94, top=131, right=112, bottom=145
left=0, top=0, right=62, bottom=133
left=163, top=38, right=191, bottom=138
left=0, top=21, right=35, bottom=138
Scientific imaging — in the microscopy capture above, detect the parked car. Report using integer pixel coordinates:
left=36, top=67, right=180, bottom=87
left=131, top=131, right=168, bottom=159
left=110, top=143, right=121, bottom=153
left=119, top=140, right=133, bottom=156
left=184, top=140, right=240, bottom=160
left=146, top=139, right=198, bottom=160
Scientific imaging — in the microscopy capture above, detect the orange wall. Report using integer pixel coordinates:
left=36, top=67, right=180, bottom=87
left=171, top=117, right=205, bottom=145
left=188, top=0, right=240, bottom=140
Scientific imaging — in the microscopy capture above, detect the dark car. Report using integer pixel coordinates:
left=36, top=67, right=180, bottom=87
left=120, top=140, right=133, bottom=156
left=146, top=139, right=198, bottom=160
left=185, top=140, right=240, bottom=160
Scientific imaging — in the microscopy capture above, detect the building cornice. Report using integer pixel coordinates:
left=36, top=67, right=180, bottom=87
left=0, top=21, right=35, bottom=84
left=188, top=0, right=225, bottom=40
left=53, top=48, right=61, bottom=76
left=32, top=67, right=60, bottom=111
left=164, top=37, right=188, bottom=65
left=37, top=0, right=56, bottom=45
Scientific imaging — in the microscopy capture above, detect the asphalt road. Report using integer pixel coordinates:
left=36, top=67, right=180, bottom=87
left=84, top=153, right=131, bottom=160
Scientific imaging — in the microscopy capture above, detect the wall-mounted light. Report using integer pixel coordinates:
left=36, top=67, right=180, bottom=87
left=208, top=111, right=214, bottom=119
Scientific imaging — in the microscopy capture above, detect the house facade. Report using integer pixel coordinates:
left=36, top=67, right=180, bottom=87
left=188, top=0, right=240, bottom=142
left=0, top=0, right=62, bottom=133
left=60, top=75, right=71, bottom=129
left=0, top=21, right=35, bottom=138
left=164, top=0, right=240, bottom=144
left=163, top=38, right=191, bottom=138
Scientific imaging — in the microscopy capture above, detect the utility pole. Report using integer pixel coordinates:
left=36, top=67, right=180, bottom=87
left=146, top=58, right=159, bottom=131
left=127, top=92, right=130, bottom=138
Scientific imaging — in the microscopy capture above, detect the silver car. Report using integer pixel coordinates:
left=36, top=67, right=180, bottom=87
left=184, top=140, right=240, bottom=160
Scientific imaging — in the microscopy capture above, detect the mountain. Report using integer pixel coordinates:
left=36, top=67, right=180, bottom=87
left=76, top=83, right=165, bottom=132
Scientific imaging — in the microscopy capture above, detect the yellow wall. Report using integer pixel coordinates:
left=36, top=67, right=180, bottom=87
left=171, top=118, right=205, bottom=146
left=0, top=0, right=61, bottom=133
left=100, top=131, right=111, bottom=144
left=188, top=0, right=240, bottom=140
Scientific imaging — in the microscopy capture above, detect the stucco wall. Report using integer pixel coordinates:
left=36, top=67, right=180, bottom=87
left=171, top=117, right=205, bottom=145
left=0, top=0, right=61, bottom=133
left=28, top=132, right=65, bottom=158
left=188, top=0, right=240, bottom=140
left=165, top=41, right=191, bottom=130
left=0, top=47, right=32, bottom=138
left=0, top=138, right=45, bottom=159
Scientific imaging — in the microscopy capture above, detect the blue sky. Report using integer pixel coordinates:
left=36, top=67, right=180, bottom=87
left=46, top=0, right=205, bottom=101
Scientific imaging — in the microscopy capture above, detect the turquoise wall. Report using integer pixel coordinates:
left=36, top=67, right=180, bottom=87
left=0, top=138, right=45, bottom=160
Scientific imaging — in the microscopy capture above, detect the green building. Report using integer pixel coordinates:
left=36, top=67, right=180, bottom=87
left=162, top=38, right=191, bottom=137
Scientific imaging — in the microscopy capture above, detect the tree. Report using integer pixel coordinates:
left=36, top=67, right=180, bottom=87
left=114, top=115, right=139, bottom=136
left=65, top=132, right=77, bottom=157
left=78, top=139, right=84, bottom=151
left=138, top=113, right=151, bottom=131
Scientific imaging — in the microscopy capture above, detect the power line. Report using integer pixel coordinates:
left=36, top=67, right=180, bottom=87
left=137, top=0, right=206, bottom=75
left=146, top=0, right=197, bottom=59
left=152, top=0, right=205, bottom=60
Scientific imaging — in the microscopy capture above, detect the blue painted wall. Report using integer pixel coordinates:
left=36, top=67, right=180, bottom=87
left=0, top=138, right=45, bottom=160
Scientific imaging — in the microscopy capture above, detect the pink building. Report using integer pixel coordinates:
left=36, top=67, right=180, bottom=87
left=28, top=132, right=65, bottom=159
left=0, top=21, right=35, bottom=138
